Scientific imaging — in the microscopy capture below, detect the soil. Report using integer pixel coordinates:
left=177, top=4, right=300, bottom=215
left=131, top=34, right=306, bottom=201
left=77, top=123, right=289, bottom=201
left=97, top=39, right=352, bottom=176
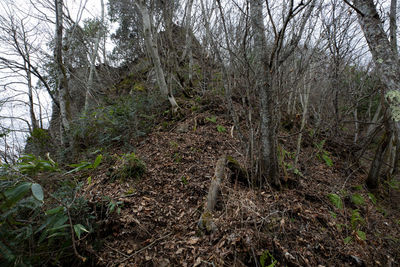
left=80, top=100, right=400, bottom=267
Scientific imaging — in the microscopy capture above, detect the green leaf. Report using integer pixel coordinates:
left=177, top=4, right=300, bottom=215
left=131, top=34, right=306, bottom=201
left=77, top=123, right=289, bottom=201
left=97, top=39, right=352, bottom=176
left=206, top=116, right=217, bottom=123
left=329, top=211, right=337, bottom=218
left=31, top=183, right=44, bottom=202
left=328, top=193, right=343, bottom=209
left=322, top=153, right=333, bottom=166
left=73, top=224, right=89, bottom=239
left=344, top=236, right=352, bottom=244
left=67, top=162, right=91, bottom=173
left=48, top=224, right=69, bottom=232
left=356, top=230, right=366, bottom=241
left=351, top=193, right=365, bottom=206
left=92, top=154, right=103, bottom=169
left=216, top=125, right=226, bottom=133
left=3, top=182, right=32, bottom=208
left=351, top=209, right=364, bottom=229
left=45, top=206, right=64, bottom=215
left=53, top=215, right=68, bottom=228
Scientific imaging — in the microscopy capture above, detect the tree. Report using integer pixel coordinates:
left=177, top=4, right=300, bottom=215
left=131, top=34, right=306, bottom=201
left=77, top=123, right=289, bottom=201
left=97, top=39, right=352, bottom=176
left=134, top=0, right=179, bottom=112
left=54, top=0, right=72, bottom=146
left=346, top=0, right=400, bottom=189
left=0, top=4, right=56, bottom=133
left=250, top=0, right=317, bottom=188
left=108, top=0, right=144, bottom=63
left=84, top=0, right=105, bottom=113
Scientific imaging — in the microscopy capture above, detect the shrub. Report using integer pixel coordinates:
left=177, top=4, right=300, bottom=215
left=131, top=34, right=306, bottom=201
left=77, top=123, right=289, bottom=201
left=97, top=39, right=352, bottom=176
left=0, top=155, right=95, bottom=266
left=25, top=128, right=54, bottom=157
left=71, top=90, right=165, bottom=152
left=111, top=152, right=146, bottom=181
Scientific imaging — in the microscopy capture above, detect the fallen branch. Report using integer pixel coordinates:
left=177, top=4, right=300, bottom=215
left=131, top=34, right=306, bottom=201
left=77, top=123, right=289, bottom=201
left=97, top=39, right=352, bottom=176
left=118, top=232, right=172, bottom=264
left=198, top=156, right=226, bottom=233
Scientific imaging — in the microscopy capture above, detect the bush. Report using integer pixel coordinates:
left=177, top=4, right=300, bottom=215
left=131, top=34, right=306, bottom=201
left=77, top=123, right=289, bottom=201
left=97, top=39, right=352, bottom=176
left=0, top=155, right=95, bottom=266
left=25, top=128, right=54, bottom=157
left=71, top=90, right=165, bottom=152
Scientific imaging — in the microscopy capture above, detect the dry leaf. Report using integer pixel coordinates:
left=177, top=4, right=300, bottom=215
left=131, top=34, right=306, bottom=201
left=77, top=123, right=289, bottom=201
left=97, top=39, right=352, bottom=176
left=188, top=237, right=199, bottom=245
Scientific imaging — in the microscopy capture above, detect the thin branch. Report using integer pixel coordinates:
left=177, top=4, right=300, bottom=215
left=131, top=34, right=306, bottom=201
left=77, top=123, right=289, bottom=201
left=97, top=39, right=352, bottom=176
left=342, top=0, right=365, bottom=17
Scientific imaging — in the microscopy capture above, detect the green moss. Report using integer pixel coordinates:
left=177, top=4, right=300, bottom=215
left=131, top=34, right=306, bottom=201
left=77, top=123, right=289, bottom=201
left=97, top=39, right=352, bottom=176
left=133, top=82, right=145, bottom=92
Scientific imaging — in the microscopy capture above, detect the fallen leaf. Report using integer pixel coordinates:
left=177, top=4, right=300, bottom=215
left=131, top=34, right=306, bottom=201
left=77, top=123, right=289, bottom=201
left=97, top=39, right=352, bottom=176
left=193, top=257, right=202, bottom=267
left=188, top=237, right=199, bottom=245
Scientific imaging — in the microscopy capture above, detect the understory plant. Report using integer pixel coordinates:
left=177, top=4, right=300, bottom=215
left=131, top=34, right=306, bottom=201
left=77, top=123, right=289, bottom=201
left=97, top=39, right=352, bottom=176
left=0, top=154, right=98, bottom=266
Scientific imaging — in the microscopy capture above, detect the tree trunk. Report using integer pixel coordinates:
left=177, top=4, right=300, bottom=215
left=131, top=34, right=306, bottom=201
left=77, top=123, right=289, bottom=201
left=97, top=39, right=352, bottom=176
left=390, top=0, right=398, bottom=54
left=55, top=0, right=71, bottom=146
left=135, top=0, right=178, bottom=112
left=181, top=0, right=194, bottom=85
left=295, top=67, right=311, bottom=167
left=84, top=0, right=104, bottom=113
left=250, top=0, right=280, bottom=188
left=24, top=60, right=38, bottom=131
left=352, top=0, right=400, bottom=188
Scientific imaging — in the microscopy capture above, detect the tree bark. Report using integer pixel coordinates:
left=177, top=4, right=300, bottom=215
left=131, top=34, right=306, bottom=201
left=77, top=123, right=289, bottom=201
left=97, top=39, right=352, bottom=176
left=390, top=0, right=398, bottom=54
left=84, top=0, right=104, bottom=113
left=55, top=0, right=71, bottom=146
left=250, top=0, right=280, bottom=188
left=351, top=0, right=400, bottom=188
left=181, top=0, right=194, bottom=84
left=135, top=0, right=178, bottom=112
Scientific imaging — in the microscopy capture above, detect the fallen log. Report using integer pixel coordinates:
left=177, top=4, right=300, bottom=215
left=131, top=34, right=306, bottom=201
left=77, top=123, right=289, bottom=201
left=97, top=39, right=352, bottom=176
left=198, top=156, right=226, bottom=233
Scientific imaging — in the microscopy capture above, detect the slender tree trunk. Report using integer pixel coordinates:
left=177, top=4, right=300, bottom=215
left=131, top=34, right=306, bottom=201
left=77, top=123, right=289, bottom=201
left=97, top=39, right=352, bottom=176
left=55, top=0, right=71, bottom=145
left=354, top=107, right=359, bottom=144
left=295, top=67, right=311, bottom=167
left=250, top=0, right=280, bottom=188
left=135, top=0, right=178, bottom=112
left=84, top=0, right=104, bottom=113
left=181, top=0, right=194, bottom=85
left=390, top=0, right=398, bottom=54
left=25, top=61, right=38, bottom=131
left=367, top=103, right=381, bottom=137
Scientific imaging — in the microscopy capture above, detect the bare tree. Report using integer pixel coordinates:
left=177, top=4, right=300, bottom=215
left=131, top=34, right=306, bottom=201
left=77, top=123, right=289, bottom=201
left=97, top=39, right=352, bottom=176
left=134, top=0, right=179, bottom=112
left=54, top=0, right=72, bottom=146
left=250, top=0, right=317, bottom=188
left=84, top=0, right=104, bottom=113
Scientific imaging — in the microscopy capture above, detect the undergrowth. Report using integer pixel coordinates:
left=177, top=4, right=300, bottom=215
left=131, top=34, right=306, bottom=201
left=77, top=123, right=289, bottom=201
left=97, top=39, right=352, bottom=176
left=0, top=154, right=103, bottom=266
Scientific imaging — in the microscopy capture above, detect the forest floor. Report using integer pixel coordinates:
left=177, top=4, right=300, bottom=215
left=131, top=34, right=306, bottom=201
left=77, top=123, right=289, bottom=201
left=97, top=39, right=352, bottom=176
left=80, top=97, right=400, bottom=266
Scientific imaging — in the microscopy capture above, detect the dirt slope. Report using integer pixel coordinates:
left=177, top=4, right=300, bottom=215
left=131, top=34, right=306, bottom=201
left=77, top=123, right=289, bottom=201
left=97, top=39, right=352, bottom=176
left=82, top=105, right=400, bottom=266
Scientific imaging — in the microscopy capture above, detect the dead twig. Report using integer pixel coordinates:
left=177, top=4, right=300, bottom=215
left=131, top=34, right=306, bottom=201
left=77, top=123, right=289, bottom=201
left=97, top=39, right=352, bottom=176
left=117, top=232, right=172, bottom=264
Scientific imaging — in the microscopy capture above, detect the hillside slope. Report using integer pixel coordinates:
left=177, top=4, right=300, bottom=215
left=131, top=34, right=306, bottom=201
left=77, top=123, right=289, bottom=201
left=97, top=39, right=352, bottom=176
left=79, top=99, right=400, bottom=266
